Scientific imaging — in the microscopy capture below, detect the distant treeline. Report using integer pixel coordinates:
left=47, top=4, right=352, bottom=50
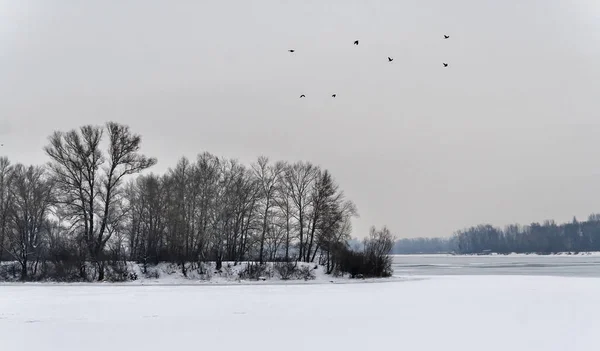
left=392, top=237, right=453, bottom=254
left=393, top=214, right=600, bottom=255
left=453, top=215, right=600, bottom=254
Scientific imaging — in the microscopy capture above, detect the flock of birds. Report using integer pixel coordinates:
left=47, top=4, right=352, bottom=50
left=290, top=35, right=451, bottom=99
left=0, top=36, right=455, bottom=148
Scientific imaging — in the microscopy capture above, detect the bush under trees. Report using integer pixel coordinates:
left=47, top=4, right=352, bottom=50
left=332, top=226, right=395, bottom=278
left=273, top=261, right=316, bottom=280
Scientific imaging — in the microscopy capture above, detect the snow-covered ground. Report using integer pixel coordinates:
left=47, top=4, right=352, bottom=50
left=121, top=261, right=359, bottom=285
left=1, top=261, right=399, bottom=286
left=2, top=275, right=599, bottom=351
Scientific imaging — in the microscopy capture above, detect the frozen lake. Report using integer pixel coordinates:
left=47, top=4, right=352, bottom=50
left=392, top=254, right=600, bottom=277
left=4, top=255, right=600, bottom=350
left=2, top=275, right=599, bottom=351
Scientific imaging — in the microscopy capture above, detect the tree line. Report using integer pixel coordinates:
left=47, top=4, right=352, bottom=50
left=0, top=122, right=394, bottom=281
left=452, top=215, right=600, bottom=254
left=392, top=237, right=453, bottom=254
left=391, top=214, right=600, bottom=255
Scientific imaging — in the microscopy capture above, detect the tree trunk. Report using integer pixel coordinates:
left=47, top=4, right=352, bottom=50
left=285, top=215, right=290, bottom=262
left=34, top=257, right=40, bottom=276
left=97, top=261, right=105, bottom=281
left=310, top=243, right=319, bottom=263
left=259, top=205, right=269, bottom=264
left=298, top=212, right=304, bottom=261
left=79, top=261, right=87, bottom=280
left=20, top=257, right=28, bottom=281
left=0, top=225, right=5, bottom=262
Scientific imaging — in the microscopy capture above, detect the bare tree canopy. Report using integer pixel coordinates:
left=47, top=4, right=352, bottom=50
left=43, top=122, right=156, bottom=280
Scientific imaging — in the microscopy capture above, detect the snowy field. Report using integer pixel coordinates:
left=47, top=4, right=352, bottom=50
left=2, top=275, right=600, bottom=351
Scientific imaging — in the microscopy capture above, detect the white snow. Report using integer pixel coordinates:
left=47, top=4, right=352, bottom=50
left=125, top=261, right=342, bottom=285
left=1, top=261, right=394, bottom=286
left=2, top=275, right=600, bottom=351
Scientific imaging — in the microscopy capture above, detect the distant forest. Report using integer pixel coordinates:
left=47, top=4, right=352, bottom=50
left=392, top=237, right=453, bottom=254
left=392, top=214, right=600, bottom=255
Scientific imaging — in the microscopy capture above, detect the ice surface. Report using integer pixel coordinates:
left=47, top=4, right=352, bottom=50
left=2, top=275, right=599, bottom=351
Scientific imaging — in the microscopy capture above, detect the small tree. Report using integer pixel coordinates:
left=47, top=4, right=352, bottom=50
left=5, top=164, right=54, bottom=280
left=0, top=157, right=14, bottom=262
left=333, top=225, right=395, bottom=278
left=363, top=226, right=395, bottom=277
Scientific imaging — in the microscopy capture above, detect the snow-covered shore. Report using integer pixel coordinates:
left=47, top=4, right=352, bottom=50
left=0, top=261, right=401, bottom=286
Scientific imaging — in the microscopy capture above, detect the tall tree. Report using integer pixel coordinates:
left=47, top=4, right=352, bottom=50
left=273, top=176, right=296, bottom=261
left=252, top=156, right=285, bottom=264
left=283, top=161, right=317, bottom=262
left=307, top=170, right=357, bottom=263
left=44, top=122, right=156, bottom=280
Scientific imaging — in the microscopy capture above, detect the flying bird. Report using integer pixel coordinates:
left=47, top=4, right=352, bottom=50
left=444, top=35, right=450, bottom=39
left=300, top=94, right=306, bottom=98
left=443, top=63, right=449, bottom=67
left=388, top=57, right=394, bottom=62
left=354, top=40, right=359, bottom=45
left=332, top=94, right=336, bottom=98
left=288, top=49, right=295, bottom=53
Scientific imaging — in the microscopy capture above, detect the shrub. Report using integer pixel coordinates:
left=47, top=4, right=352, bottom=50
left=196, top=262, right=213, bottom=280
left=333, top=226, right=395, bottom=278
left=105, top=261, right=130, bottom=282
left=239, top=262, right=271, bottom=280
left=362, top=226, right=394, bottom=277
left=221, top=263, right=234, bottom=279
left=0, top=262, right=19, bottom=281
left=144, top=268, right=160, bottom=279
left=296, top=265, right=315, bottom=280
left=274, top=262, right=297, bottom=280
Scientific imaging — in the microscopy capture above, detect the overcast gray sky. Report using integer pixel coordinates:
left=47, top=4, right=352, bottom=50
left=1, top=0, right=600, bottom=238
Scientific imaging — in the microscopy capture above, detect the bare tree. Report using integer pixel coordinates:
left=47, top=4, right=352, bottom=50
left=305, top=169, right=331, bottom=262
left=273, top=167, right=296, bottom=261
left=363, top=226, right=395, bottom=277
left=305, top=170, right=358, bottom=265
left=323, top=216, right=354, bottom=273
left=5, top=164, right=54, bottom=279
left=252, top=156, right=285, bottom=264
left=0, top=157, right=13, bottom=261
left=282, top=161, right=318, bottom=262
left=44, top=122, right=156, bottom=280
left=133, top=174, right=168, bottom=267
